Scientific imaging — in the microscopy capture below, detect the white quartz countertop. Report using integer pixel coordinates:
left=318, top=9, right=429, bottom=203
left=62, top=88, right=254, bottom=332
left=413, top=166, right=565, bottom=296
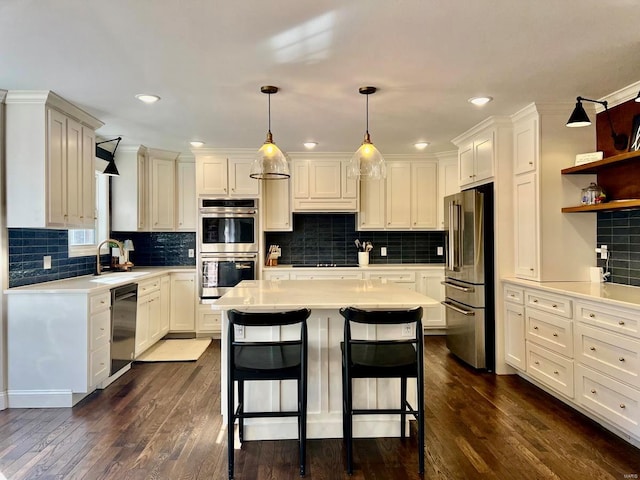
left=4, top=266, right=196, bottom=294
left=502, top=277, right=640, bottom=309
left=214, top=279, right=439, bottom=310
left=264, top=264, right=444, bottom=270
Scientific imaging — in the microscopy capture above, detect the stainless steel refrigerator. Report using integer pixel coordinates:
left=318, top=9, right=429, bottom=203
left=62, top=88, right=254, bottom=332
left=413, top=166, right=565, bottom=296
left=442, top=186, right=495, bottom=370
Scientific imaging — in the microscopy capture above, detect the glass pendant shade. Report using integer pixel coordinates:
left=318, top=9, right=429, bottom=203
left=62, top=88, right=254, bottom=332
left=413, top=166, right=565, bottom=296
left=250, top=85, right=290, bottom=180
left=566, top=100, right=591, bottom=127
left=250, top=132, right=290, bottom=179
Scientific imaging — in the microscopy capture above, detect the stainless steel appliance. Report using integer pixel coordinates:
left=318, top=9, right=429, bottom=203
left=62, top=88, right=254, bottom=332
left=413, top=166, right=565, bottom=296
left=442, top=186, right=495, bottom=370
left=110, top=283, right=138, bottom=375
left=199, top=198, right=258, bottom=253
left=200, top=253, right=258, bottom=300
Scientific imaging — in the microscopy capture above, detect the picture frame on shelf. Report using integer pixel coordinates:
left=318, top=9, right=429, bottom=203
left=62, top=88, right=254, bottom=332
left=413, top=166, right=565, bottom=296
left=629, top=114, right=640, bottom=152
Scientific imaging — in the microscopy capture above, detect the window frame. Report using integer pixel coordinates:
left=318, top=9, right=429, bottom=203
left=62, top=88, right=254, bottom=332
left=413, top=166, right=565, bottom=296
left=68, top=173, right=110, bottom=257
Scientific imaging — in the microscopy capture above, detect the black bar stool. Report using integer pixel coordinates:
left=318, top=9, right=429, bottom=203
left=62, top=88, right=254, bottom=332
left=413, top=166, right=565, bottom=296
left=339, top=306, right=425, bottom=475
left=227, top=308, right=311, bottom=479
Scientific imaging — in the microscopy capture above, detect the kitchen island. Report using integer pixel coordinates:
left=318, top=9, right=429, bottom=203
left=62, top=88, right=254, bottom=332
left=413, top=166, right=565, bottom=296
left=214, top=279, right=438, bottom=440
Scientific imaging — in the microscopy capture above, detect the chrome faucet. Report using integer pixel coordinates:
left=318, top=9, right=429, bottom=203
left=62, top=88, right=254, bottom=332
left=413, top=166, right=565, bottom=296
left=96, top=239, right=125, bottom=275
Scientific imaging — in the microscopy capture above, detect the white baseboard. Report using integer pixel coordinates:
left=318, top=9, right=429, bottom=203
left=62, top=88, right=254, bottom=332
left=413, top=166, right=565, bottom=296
left=8, top=389, right=75, bottom=408
left=0, top=390, right=8, bottom=410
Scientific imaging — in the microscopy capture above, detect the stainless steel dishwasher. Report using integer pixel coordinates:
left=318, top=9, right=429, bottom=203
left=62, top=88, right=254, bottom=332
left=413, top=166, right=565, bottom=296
left=110, top=283, right=138, bottom=375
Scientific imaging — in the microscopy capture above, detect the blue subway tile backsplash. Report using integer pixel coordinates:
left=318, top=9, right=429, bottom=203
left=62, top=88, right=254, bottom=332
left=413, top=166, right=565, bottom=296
left=597, top=210, right=640, bottom=286
left=8, top=229, right=196, bottom=287
left=265, top=214, right=445, bottom=265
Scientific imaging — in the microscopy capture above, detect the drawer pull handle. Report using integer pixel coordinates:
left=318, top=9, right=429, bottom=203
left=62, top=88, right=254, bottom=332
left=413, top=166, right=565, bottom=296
left=590, top=389, right=596, bottom=394
left=620, top=404, right=626, bottom=409
left=534, top=360, right=540, bottom=365
left=553, top=370, right=559, bottom=375
left=589, top=346, right=596, bottom=351
left=618, top=320, right=625, bottom=326
left=552, top=304, right=557, bottom=308
left=533, top=326, right=539, bottom=330
left=533, top=299, right=538, bottom=303
left=589, top=313, right=595, bottom=318
left=619, top=357, right=625, bottom=362
left=552, top=332, right=558, bottom=337
left=517, top=313, right=522, bottom=317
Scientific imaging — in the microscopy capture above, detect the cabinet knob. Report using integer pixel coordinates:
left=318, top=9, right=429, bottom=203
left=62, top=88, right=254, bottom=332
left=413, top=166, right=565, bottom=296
left=618, top=320, right=625, bottom=325
left=534, top=360, right=540, bottom=365
left=529, top=268, right=534, bottom=272
left=619, top=357, right=625, bottom=362
left=589, top=346, right=596, bottom=351
left=553, top=370, right=559, bottom=375
left=620, top=404, right=626, bottom=409
left=517, top=313, right=522, bottom=317
left=552, top=332, right=558, bottom=337
left=533, top=299, right=538, bottom=303
left=469, top=175, right=473, bottom=178
left=533, top=325, right=539, bottom=330
left=552, top=304, right=557, bottom=308
left=590, top=389, right=596, bottom=394
left=232, top=188, right=235, bottom=192
left=589, top=313, right=595, bottom=318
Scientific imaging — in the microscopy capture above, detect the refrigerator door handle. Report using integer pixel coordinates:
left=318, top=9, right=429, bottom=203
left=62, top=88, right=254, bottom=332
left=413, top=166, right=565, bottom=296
left=441, top=281, right=475, bottom=293
left=441, top=300, right=476, bottom=316
left=447, top=201, right=460, bottom=271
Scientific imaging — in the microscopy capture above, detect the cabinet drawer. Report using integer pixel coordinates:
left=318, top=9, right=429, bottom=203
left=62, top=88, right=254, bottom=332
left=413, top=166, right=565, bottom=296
left=504, top=285, right=524, bottom=304
left=364, top=271, right=416, bottom=283
left=575, top=364, right=640, bottom=436
left=291, top=272, right=363, bottom=280
left=575, top=323, right=640, bottom=388
left=526, top=309, right=573, bottom=357
left=90, top=310, right=111, bottom=350
left=526, top=342, right=574, bottom=398
left=263, top=272, right=291, bottom=281
left=526, top=290, right=572, bottom=318
left=198, top=308, right=221, bottom=332
left=576, top=301, right=639, bottom=339
left=137, top=278, right=161, bottom=296
left=90, top=343, right=110, bottom=387
left=90, top=292, right=110, bottom=314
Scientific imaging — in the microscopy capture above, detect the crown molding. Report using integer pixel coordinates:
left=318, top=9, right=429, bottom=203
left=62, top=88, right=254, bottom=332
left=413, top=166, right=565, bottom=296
left=595, top=80, right=640, bottom=112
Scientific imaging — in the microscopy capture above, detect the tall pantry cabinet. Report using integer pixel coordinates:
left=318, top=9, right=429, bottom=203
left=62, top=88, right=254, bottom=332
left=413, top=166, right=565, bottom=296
left=511, top=103, right=596, bottom=281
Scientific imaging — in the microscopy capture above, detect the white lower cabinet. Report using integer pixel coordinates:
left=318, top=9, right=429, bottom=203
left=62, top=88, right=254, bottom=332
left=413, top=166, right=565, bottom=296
left=197, top=304, right=221, bottom=334
left=170, top=272, right=196, bottom=331
left=502, top=280, right=640, bottom=445
left=136, top=277, right=162, bottom=357
left=418, top=270, right=445, bottom=329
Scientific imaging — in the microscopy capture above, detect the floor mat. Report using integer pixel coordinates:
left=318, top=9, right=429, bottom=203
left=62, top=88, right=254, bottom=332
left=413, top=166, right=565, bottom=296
left=135, top=338, right=212, bottom=362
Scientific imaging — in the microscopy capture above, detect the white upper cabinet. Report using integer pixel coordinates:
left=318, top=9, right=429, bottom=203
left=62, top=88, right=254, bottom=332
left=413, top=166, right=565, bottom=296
left=195, top=149, right=259, bottom=197
left=176, top=158, right=196, bottom=231
left=291, top=154, right=357, bottom=212
left=149, top=150, right=176, bottom=230
left=436, top=152, right=459, bottom=229
left=358, top=158, right=437, bottom=231
left=263, top=178, right=292, bottom=231
left=5, top=90, right=103, bottom=228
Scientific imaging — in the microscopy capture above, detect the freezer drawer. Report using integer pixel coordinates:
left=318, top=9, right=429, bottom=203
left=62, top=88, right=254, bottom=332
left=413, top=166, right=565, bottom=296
left=442, top=278, right=485, bottom=308
left=443, top=298, right=486, bottom=369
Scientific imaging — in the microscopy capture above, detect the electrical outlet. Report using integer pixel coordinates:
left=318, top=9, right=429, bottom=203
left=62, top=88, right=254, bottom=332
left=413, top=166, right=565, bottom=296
left=43, top=255, right=52, bottom=270
left=381, top=247, right=387, bottom=257
left=437, top=246, right=443, bottom=256
left=402, top=323, right=412, bottom=337
left=188, top=248, right=195, bottom=258
left=234, top=324, right=245, bottom=339
left=595, top=245, right=609, bottom=260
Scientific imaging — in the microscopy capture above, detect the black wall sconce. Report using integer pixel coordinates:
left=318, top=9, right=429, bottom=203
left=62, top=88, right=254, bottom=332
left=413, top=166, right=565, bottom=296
left=566, top=97, right=628, bottom=151
left=96, top=137, right=122, bottom=176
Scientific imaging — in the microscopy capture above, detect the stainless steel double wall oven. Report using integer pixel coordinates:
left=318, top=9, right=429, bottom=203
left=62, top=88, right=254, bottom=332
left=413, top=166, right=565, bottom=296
left=198, top=198, right=258, bottom=301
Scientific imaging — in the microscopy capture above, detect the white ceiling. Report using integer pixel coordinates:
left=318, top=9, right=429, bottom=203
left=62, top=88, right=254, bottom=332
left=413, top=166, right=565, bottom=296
left=1, top=0, right=639, bottom=157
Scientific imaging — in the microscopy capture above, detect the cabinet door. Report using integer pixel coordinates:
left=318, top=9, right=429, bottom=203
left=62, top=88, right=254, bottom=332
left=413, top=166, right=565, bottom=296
left=474, top=132, right=494, bottom=182
left=81, top=127, right=96, bottom=227
left=309, top=160, right=341, bottom=198
left=514, top=115, right=538, bottom=175
left=411, top=162, right=437, bottom=229
left=137, top=149, right=149, bottom=230
left=504, top=302, right=526, bottom=369
left=292, top=161, right=310, bottom=199
left=514, top=172, right=538, bottom=279
left=148, top=290, right=162, bottom=344
left=65, top=117, right=83, bottom=226
left=160, top=275, right=171, bottom=335
left=419, top=271, right=445, bottom=329
left=342, top=160, right=358, bottom=199
left=264, top=178, right=292, bottom=231
left=170, top=273, right=196, bottom=331
left=458, top=142, right=474, bottom=187
left=358, top=177, right=385, bottom=230
left=386, top=162, right=411, bottom=229
left=177, top=161, right=196, bottom=231
left=197, top=156, right=228, bottom=195
left=437, top=156, right=458, bottom=229
left=47, top=108, right=67, bottom=226
left=150, top=157, right=175, bottom=230
left=229, top=159, right=259, bottom=196
left=135, top=296, right=150, bottom=357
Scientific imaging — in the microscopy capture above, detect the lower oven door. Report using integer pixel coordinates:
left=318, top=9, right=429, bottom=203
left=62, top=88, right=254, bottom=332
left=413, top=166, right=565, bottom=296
left=200, top=253, right=257, bottom=299
left=442, top=298, right=486, bottom=369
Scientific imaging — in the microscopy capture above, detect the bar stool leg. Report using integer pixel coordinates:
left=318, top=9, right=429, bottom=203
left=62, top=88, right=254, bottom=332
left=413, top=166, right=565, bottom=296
left=238, top=380, right=244, bottom=444
left=300, top=370, right=307, bottom=476
left=345, top=376, right=354, bottom=475
left=400, top=377, right=407, bottom=438
left=228, top=377, right=235, bottom=479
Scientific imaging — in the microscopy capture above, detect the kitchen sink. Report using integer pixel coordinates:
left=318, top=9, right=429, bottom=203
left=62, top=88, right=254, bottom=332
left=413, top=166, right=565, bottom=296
left=90, top=271, right=151, bottom=284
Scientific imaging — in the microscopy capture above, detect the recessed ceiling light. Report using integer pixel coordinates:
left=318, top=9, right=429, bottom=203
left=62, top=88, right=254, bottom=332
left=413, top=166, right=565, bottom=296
left=468, top=96, right=493, bottom=106
left=190, top=141, right=204, bottom=148
left=414, top=142, right=429, bottom=150
left=135, top=94, right=161, bottom=104
left=304, top=142, right=318, bottom=149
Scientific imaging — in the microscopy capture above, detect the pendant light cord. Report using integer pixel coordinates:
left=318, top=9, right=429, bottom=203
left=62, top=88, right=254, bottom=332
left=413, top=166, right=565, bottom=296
left=268, top=92, right=272, bottom=135
left=365, top=93, right=369, bottom=135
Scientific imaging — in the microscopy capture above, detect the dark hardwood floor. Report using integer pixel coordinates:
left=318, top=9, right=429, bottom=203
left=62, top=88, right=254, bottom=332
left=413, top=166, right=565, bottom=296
left=1, top=336, right=639, bottom=479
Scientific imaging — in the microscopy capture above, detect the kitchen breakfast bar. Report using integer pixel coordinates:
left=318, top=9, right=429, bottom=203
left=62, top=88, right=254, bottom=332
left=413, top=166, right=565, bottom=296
left=214, top=279, right=438, bottom=441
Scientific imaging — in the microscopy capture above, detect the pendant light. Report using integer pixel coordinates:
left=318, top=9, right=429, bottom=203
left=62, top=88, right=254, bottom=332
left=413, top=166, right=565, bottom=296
left=250, top=86, right=290, bottom=179
left=348, top=86, right=386, bottom=180
left=566, top=96, right=628, bottom=151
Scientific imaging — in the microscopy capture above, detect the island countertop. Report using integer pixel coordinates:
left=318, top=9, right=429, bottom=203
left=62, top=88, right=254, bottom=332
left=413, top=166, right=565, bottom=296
left=214, top=279, right=439, bottom=310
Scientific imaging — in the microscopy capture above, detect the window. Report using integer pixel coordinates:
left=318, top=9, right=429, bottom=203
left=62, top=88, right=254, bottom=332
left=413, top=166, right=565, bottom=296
left=68, top=173, right=109, bottom=257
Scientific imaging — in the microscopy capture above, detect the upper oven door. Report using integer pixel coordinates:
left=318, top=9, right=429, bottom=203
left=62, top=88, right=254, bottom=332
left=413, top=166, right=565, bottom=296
left=200, top=213, right=258, bottom=253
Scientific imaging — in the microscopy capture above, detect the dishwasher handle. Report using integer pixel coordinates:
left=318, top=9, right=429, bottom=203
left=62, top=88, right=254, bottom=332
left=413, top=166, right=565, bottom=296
left=441, top=281, right=475, bottom=293
left=441, top=300, right=476, bottom=316
left=115, top=292, right=137, bottom=301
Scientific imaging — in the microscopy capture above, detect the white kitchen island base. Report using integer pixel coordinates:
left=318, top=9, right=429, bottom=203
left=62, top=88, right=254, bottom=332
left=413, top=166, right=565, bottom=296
left=216, top=279, right=437, bottom=441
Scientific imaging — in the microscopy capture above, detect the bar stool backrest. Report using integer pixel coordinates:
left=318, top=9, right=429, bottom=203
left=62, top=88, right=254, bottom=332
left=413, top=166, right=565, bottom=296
left=228, top=308, right=311, bottom=327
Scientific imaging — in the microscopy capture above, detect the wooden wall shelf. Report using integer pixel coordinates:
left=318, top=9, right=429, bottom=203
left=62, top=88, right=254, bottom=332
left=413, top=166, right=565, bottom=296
left=562, top=150, right=640, bottom=212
